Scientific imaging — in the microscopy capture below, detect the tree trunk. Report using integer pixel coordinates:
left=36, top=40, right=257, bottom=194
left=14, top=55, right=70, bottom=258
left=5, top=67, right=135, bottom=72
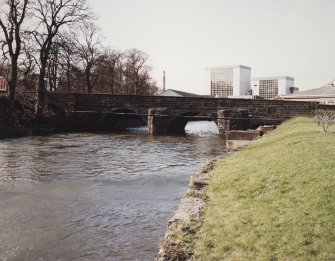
left=8, top=60, right=18, bottom=101
left=110, top=77, right=114, bottom=94
left=135, top=82, right=139, bottom=95
left=35, top=64, right=47, bottom=119
left=85, top=65, right=92, bottom=93
left=66, top=58, right=71, bottom=93
left=47, top=65, right=53, bottom=92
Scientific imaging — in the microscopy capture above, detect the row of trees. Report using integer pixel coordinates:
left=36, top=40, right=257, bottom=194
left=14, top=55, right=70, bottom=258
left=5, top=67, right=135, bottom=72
left=0, top=0, right=158, bottom=116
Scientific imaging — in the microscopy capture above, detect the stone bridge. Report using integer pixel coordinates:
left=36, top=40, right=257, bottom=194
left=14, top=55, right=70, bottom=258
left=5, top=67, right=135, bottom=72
left=39, top=92, right=323, bottom=137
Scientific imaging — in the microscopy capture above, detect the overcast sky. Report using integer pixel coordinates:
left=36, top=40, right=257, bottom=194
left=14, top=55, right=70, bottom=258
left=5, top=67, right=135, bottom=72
left=87, top=0, right=335, bottom=94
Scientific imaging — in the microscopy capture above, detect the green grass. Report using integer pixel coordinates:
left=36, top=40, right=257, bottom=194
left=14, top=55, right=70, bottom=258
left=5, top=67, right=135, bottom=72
left=195, top=117, right=335, bottom=260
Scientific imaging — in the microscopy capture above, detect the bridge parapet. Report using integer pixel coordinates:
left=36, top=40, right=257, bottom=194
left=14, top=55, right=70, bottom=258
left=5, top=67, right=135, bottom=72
left=57, top=93, right=316, bottom=115
left=37, top=92, right=326, bottom=136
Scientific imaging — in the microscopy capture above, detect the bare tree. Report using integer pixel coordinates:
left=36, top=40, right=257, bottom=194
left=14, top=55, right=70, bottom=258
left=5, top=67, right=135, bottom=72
left=0, top=0, right=29, bottom=100
left=95, top=48, right=123, bottom=94
left=46, top=40, right=61, bottom=92
left=123, top=48, right=152, bottom=95
left=142, top=75, right=158, bottom=95
left=60, top=34, right=79, bottom=92
left=32, top=0, right=90, bottom=117
left=0, top=57, right=10, bottom=78
left=39, top=32, right=82, bottom=93
left=75, top=22, right=101, bottom=93
left=19, top=40, right=38, bottom=90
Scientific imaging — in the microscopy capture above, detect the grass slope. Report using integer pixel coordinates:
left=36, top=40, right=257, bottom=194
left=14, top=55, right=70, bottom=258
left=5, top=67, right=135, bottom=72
left=195, top=117, right=335, bottom=260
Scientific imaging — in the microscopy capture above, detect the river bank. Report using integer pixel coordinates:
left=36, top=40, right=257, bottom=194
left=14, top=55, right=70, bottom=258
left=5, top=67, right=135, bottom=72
left=157, top=140, right=253, bottom=260
left=0, top=96, right=35, bottom=139
left=0, top=95, right=95, bottom=140
left=193, top=117, right=335, bottom=260
left=0, top=95, right=145, bottom=139
left=158, top=117, right=335, bottom=260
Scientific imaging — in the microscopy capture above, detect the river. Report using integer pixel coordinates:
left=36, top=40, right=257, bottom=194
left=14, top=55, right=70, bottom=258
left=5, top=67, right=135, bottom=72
left=0, top=122, right=226, bottom=260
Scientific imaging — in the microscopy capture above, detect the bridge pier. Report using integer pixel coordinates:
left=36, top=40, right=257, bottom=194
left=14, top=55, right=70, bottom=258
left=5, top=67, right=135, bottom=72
left=148, top=108, right=188, bottom=135
left=148, top=109, right=246, bottom=137
left=217, top=110, right=230, bottom=139
left=217, top=109, right=251, bottom=138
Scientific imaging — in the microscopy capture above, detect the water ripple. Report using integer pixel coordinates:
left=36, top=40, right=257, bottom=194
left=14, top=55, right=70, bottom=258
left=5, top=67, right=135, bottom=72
left=0, top=131, right=226, bottom=260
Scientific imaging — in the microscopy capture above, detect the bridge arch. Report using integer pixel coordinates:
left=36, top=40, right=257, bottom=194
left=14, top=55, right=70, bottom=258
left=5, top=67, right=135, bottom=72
left=98, top=108, right=147, bottom=131
left=181, top=111, right=219, bottom=136
left=148, top=109, right=219, bottom=135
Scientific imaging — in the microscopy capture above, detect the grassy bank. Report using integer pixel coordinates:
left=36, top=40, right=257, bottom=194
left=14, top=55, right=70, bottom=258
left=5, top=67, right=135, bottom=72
left=195, top=117, right=335, bottom=260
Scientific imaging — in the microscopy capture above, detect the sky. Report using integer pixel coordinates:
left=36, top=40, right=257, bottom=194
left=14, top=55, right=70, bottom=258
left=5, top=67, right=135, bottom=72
left=87, top=0, right=335, bottom=95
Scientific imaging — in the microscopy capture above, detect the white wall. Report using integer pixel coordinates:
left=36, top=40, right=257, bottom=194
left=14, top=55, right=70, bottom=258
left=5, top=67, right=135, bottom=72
left=278, top=78, right=295, bottom=95
left=233, top=67, right=240, bottom=96
left=286, top=79, right=295, bottom=94
left=233, top=66, right=251, bottom=96
left=278, top=79, right=286, bottom=96
left=239, top=68, right=251, bottom=95
left=252, top=79, right=260, bottom=96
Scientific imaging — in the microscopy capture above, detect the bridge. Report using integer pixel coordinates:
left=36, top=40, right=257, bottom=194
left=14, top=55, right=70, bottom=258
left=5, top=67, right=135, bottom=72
left=38, top=92, right=323, bottom=137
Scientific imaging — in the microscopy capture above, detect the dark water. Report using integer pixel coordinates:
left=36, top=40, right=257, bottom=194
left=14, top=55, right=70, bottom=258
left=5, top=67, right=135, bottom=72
left=0, top=122, right=225, bottom=260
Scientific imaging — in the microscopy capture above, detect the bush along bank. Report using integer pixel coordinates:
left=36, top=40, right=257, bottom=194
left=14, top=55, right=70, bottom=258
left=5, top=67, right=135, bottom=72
left=194, top=117, right=335, bottom=260
left=0, top=96, right=35, bottom=139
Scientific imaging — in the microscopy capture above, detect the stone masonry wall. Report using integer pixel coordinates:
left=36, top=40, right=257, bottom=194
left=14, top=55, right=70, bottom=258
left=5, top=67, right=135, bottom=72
left=44, top=93, right=319, bottom=121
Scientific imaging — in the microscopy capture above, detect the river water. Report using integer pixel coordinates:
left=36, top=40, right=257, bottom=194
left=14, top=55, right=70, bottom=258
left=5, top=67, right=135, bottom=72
left=0, top=122, right=226, bottom=261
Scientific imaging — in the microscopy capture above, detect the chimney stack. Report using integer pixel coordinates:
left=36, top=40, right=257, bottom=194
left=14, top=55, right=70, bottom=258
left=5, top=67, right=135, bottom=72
left=163, top=71, right=166, bottom=92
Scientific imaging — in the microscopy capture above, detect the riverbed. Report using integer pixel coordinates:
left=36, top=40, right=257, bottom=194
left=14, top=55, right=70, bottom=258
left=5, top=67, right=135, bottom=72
left=0, top=122, right=226, bottom=260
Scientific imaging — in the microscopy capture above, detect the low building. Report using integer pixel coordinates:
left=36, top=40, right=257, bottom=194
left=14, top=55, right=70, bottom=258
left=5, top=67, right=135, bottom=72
left=0, top=77, right=8, bottom=92
left=252, top=76, right=296, bottom=100
left=158, top=89, right=200, bottom=97
left=227, top=95, right=261, bottom=99
left=274, top=82, right=335, bottom=104
left=206, top=65, right=251, bottom=98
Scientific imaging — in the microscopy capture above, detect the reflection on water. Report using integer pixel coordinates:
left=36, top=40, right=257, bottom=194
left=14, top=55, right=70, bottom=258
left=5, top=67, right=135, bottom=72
left=0, top=124, right=225, bottom=260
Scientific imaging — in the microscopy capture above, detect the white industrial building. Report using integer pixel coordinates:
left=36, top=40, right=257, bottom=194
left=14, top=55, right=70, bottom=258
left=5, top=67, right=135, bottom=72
left=252, top=76, right=296, bottom=100
left=206, top=65, right=251, bottom=98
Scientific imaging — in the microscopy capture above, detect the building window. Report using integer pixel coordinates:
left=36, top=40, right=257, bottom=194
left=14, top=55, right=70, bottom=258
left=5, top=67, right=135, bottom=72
left=259, top=79, right=278, bottom=99
left=210, top=68, right=233, bottom=97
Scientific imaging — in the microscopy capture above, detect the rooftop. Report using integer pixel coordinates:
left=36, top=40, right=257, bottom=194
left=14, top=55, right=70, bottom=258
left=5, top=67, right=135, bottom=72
left=158, top=89, right=200, bottom=97
left=290, top=82, right=335, bottom=96
left=206, top=65, right=251, bottom=70
left=253, top=76, right=295, bottom=81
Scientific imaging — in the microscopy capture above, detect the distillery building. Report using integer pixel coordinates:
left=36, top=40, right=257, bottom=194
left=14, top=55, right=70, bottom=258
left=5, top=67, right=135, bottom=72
left=206, top=65, right=251, bottom=98
left=252, top=76, right=296, bottom=99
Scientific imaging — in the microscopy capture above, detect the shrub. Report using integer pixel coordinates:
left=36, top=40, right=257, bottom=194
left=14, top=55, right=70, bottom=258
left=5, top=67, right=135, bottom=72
left=314, top=109, right=335, bottom=133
